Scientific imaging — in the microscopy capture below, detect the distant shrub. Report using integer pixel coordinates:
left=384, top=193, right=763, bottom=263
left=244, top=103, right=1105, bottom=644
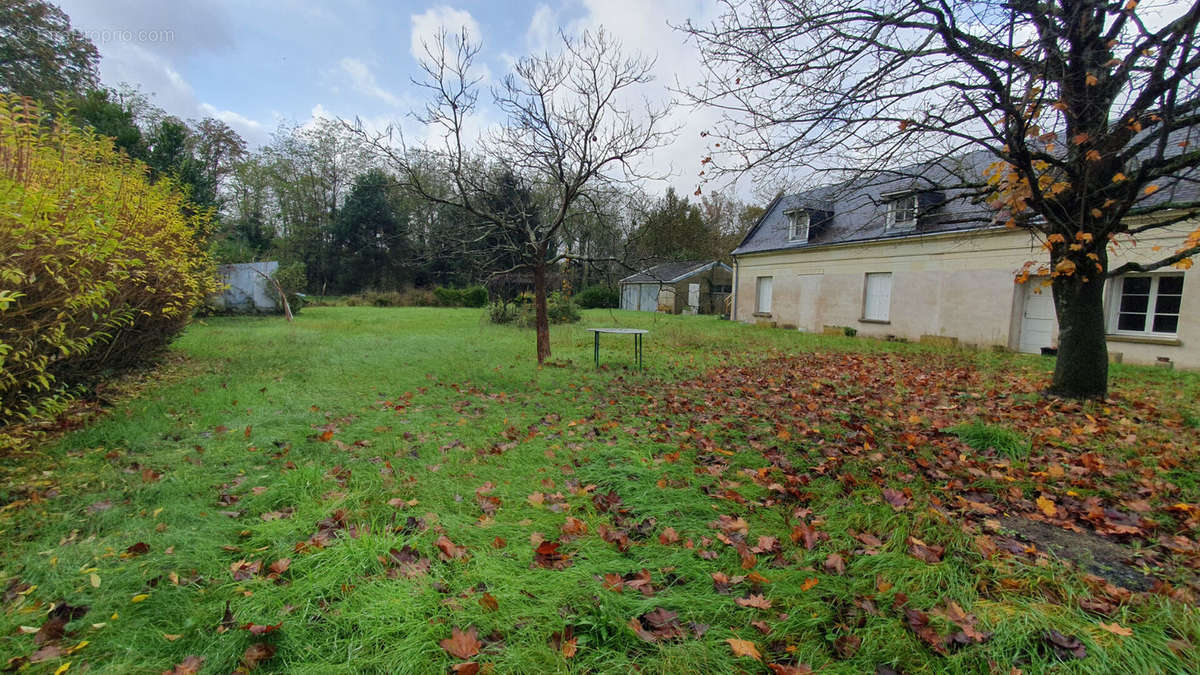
left=461, top=286, right=488, bottom=308
left=576, top=285, right=619, bottom=309
left=0, top=96, right=217, bottom=424
left=951, top=421, right=1031, bottom=460
left=345, top=288, right=441, bottom=308
left=273, top=262, right=307, bottom=313
left=489, top=292, right=581, bottom=327
left=434, top=287, right=463, bottom=307
left=547, top=291, right=582, bottom=324
left=488, top=301, right=521, bottom=324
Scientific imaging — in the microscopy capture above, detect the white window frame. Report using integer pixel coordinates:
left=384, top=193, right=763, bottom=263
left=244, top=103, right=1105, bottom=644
left=885, top=194, right=918, bottom=231
left=785, top=209, right=810, bottom=243
left=1107, top=273, right=1184, bottom=338
left=755, top=276, right=773, bottom=314
left=862, top=272, right=892, bottom=322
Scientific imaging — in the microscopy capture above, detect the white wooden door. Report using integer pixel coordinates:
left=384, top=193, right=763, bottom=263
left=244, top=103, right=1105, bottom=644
left=686, top=283, right=700, bottom=313
left=1018, top=282, right=1058, bottom=353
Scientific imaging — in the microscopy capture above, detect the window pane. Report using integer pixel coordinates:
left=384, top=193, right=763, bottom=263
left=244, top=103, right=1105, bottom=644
left=1155, top=294, right=1181, bottom=315
left=1158, top=275, right=1184, bottom=295
left=864, top=273, right=892, bottom=321
left=1153, top=314, right=1179, bottom=334
left=1123, top=277, right=1151, bottom=294
left=1118, top=313, right=1146, bottom=331
left=1119, top=293, right=1148, bottom=314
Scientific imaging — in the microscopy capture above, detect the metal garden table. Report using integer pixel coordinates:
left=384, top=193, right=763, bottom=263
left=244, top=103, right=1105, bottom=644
left=587, top=328, right=648, bottom=368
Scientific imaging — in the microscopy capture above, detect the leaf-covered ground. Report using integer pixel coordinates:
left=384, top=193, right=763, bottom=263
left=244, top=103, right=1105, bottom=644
left=1, top=307, right=1198, bottom=673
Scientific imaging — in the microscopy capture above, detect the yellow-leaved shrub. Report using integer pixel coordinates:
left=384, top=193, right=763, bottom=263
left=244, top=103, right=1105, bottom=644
left=0, top=96, right=217, bottom=425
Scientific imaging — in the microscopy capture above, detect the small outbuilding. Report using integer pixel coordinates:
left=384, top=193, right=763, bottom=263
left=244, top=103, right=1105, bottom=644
left=210, top=261, right=282, bottom=313
left=619, top=261, right=734, bottom=315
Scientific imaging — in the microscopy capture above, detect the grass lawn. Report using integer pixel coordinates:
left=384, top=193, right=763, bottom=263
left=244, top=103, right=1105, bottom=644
left=2, top=307, right=1199, bottom=673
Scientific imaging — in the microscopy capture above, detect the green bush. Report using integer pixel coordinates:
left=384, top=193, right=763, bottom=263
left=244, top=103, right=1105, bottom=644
left=489, top=292, right=581, bottom=327
left=576, top=285, right=619, bottom=309
left=434, top=287, right=463, bottom=307
left=488, top=301, right=521, bottom=324
left=461, top=286, right=488, bottom=308
left=547, top=291, right=582, bottom=324
left=273, top=262, right=307, bottom=313
left=345, top=288, right=440, bottom=308
left=0, top=96, right=217, bottom=424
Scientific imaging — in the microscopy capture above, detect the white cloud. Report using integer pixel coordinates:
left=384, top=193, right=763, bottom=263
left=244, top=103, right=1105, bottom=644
left=525, top=4, right=557, bottom=53
left=410, top=6, right=484, bottom=62
left=339, top=57, right=403, bottom=108
left=518, top=0, right=731, bottom=198
left=199, top=103, right=264, bottom=132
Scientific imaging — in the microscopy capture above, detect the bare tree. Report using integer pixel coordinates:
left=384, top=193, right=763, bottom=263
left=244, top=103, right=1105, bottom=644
left=684, top=0, right=1200, bottom=399
left=354, top=28, right=672, bottom=363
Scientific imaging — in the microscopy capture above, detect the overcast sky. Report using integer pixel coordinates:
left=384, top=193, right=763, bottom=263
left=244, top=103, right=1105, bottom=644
left=55, top=0, right=737, bottom=199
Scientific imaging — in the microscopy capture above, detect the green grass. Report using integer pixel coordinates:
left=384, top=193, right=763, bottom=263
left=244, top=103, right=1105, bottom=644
left=1, top=307, right=1198, bottom=673
left=951, top=421, right=1033, bottom=460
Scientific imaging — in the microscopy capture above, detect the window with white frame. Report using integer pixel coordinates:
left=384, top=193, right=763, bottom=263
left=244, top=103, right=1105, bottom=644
left=1109, top=274, right=1183, bottom=337
left=755, top=276, right=773, bottom=314
left=862, top=272, right=892, bottom=322
left=885, top=194, right=918, bottom=231
left=786, top=210, right=810, bottom=243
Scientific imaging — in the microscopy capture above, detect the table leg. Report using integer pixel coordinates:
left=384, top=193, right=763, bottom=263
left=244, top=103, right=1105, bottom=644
left=636, top=333, right=642, bottom=369
left=594, top=331, right=600, bottom=367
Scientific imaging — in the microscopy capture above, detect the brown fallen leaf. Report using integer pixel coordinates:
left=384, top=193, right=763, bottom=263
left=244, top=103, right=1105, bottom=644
left=163, top=655, right=205, bottom=674
left=28, top=645, right=65, bottom=663
left=435, top=535, right=468, bottom=561
left=824, top=552, right=846, bottom=575
left=479, top=593, right=498, bottom=612
left=532, top=540, right=572, bottom=570
left=736, top=593, right=773, bottom=609
left=882, top=487, right=911, bottom=510
left=726, top=637, right=762, bottom=661
left=440, top=626, right=483, bottom=659
left=125, top=542, right=150, bottom=556
left=906, top=536, right=944, bottom=564
left=1099, top=621, right=1133, bottom=637
left=241, top=642, right=276, bottom=669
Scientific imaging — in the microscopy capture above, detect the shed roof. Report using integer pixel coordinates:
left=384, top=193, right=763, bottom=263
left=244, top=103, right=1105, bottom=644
left=619, top=261, right=731, bottom=285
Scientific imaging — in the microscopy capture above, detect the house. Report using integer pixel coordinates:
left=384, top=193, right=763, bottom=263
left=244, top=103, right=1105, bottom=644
left=730, top=157, right=1199, bottom=368
left=619, top=261, right=733, bottom=314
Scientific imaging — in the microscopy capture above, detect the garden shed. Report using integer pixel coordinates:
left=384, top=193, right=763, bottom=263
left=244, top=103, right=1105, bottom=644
left=210, top=261, right=281, bottom=313
left=619, top=261, right=733, bottom=315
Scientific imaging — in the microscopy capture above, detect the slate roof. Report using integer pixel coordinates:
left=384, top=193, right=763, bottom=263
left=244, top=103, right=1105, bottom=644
left=619, top=261, right=731, bottom=284
left=733, top=138, right=1200, bottom=257
left=733, top=152, right=999, bottom=256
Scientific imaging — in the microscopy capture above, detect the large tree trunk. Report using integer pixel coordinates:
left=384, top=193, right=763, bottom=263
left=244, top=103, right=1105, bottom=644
left=1049, top=269, right=1109, bottom=399
left=532, top=256, right=551, bottom=364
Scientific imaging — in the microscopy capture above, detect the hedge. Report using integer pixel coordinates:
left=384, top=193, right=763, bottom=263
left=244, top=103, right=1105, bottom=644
left=0, top=96, right=217, bottom=424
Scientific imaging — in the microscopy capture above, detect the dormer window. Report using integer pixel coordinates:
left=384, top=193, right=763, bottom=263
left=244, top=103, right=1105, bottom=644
left=786, top=210, right=810, bottom=243
left=885, top=194, right=918, bottom=231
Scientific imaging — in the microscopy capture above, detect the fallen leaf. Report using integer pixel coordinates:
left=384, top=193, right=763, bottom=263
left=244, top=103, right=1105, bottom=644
left=241, top=643, right=276, bottom=669
left=479, top=593, right=498, bottom=612
left=1099, top=621, right=1133, bottom=637
left=736, top=593, right=773, bottom=609
left=726, top=638, right=762, bottom=661
left=441, top=626, right=483, bottom=659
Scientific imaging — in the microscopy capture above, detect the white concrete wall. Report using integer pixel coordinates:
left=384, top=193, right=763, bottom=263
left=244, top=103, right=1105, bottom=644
left=733, top=224, right=1200, bottom=368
